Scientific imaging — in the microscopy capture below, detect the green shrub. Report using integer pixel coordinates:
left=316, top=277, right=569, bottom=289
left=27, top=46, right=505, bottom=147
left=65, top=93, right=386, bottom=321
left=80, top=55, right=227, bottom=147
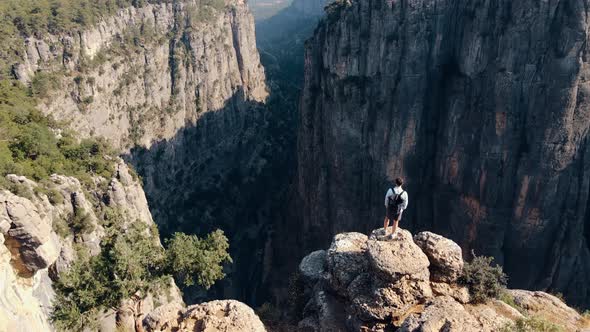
left=164, top=230, right=232, bottom=288
left=31, top=72, right=62, bottom=98
left=500, top=316, right=564, bottom=332
left=551, top=292, right=565, bottom=303
left=0, top=80, right=116, bottom=187
left=499, top=291, right=525, bottom=313
left=51, top=219, right=232, bottom=330
left=7, top=182, right=34, bottom=200
left=68, top=209, right=95, bottom=234
left=459, top=254, right=508, bottom=303
left=47, top=188, right=64, bottom=204
left=52, top=216, right=70, bottom=238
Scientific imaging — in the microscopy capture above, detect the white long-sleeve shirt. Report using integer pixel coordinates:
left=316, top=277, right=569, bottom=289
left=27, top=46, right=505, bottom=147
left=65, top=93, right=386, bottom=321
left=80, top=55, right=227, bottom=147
left=384, top=186, right=408, bottom=212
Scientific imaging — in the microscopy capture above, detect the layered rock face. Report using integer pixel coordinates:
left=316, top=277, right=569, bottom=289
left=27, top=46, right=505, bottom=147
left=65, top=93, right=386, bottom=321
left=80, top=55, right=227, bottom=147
left=298, top=0, right=590, bottom=307
left=12, top=0, right=267, bottom=151
left=298, top=228, right=588, bottom=331
left=0, top=161, right=183, bottom=331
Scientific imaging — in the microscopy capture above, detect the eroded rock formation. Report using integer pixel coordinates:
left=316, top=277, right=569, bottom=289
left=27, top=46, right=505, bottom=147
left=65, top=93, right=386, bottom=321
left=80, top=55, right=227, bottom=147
left=0, top=160, right=183, bottom=331
left=298, top=0, right=590, bottom=307
left=298, top=228, right=588, bottom=331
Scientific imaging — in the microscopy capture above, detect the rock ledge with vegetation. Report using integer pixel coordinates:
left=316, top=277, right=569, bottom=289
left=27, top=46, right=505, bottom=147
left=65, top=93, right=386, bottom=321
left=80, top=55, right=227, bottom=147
left=297, top=228, right=590, bottom=332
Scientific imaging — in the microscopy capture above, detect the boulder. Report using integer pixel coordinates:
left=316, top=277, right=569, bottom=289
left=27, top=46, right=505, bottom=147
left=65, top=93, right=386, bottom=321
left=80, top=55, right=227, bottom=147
left=414, top=231, right=464, bottom=283
left=366, top=229, right=430, bottom=282
left=166, top=300, right=266, bottom=332
left=507, top=290, right=584, bottom=331
left=143, top=301, right=184, bottom=331
left=326, top=232, right=368, bottom=293
left=347, top=272, right=431, bottom=322
left=430, top=281, right=470, bottom=304
left=301, top=290, right=348, bottom=332
left=0, top=191, right=59, bottom=273
left=299, top=250, right=327, bottom=285
left=465, top=300, right=523, bottom=332
left=400, top=296, right=481, bottom=332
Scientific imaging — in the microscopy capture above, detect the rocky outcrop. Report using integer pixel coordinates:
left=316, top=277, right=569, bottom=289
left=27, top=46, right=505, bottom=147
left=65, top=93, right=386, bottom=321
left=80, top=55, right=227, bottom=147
left=0, top=160, right=183, bottom=331
left=144, top=299, right=267, bottom=332
left=298, top=0, right=590, bottom=308
left=414, top=231, right=464, bottom=283
left=298, top=228, right=588, bottom=331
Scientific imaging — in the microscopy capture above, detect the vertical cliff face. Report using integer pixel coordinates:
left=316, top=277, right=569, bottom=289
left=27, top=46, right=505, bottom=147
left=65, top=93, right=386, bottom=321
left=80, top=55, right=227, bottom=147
left=12, top=0, right=267, bottom=151
left=299, top=0, right=590, bottom=307
left=290, top=0, right=329, bottom=17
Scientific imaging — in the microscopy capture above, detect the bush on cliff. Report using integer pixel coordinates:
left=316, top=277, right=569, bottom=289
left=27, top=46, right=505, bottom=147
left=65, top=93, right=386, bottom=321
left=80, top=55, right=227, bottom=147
left=51, top=213, right=232, bottom=331
left=0, top=80, right=115, bottom=188
left=459, top=254, right=507, bottom=303
left=500, top=316, right=564, bottom=332
left=165, top=229, right=232, bottom=289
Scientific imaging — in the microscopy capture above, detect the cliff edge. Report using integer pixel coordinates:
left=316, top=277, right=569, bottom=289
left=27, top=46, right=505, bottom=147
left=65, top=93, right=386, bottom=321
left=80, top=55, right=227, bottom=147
left=297, top=228, right=590, bottom=331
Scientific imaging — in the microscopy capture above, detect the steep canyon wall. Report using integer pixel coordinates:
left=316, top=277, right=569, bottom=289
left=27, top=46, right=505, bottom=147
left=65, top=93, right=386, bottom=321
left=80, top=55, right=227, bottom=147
left=298, top=0, right=590, bottom=307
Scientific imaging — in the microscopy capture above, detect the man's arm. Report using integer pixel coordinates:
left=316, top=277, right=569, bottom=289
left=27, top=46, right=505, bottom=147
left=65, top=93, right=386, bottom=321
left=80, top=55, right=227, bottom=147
left=401, top=191, right=409, bottom=210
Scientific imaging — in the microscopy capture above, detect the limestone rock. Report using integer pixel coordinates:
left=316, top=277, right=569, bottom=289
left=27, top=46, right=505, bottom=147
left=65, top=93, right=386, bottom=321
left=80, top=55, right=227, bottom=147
left=400, top=296, right=481, bottom=332
left=158, top=300, right=267, bottom=332
left=108, top=161, right=155, bottom=226
left=507, top=290, right=585, bottom=332
left=16, top=0, right=268, bottom=152
left=366, top=229, right=430, bottom=282
left=326, top=232, right=368, bottom=293
left=297, top=228, right=585, bottom=331
left=0, top=191, right=59, bottom=273
left=143, top=301, right=184, bottom=331
left=414, top=231, right=463, bottom=283
left=348, top=272, right=431, bottom=322
left=301, top=290, right=348, bottom=332
left=465, top=300, right=523, bottom=332
left=299, top=250, right=328, bottom=285
left=430, top=281, right=470, bottom=304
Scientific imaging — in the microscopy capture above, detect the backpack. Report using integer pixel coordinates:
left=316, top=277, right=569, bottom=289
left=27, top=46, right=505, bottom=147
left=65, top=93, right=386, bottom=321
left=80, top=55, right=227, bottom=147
left=387, top=189, right=405, bottom=214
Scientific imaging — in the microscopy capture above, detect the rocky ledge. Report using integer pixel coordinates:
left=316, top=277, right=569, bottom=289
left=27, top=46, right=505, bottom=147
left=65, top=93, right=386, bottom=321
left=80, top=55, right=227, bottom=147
left=144, top=299, right=266, bottom=332
left=298, top=228, right=590, bottom=332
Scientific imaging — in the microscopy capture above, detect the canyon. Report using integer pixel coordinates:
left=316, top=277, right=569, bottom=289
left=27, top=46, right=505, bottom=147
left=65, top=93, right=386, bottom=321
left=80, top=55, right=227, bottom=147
left=1, top=0, right=590, bottom=330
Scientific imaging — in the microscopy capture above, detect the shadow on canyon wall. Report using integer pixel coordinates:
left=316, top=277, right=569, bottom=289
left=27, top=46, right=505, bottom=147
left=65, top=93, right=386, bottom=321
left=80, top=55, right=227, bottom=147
left=124, top=88, right=302, bottom=307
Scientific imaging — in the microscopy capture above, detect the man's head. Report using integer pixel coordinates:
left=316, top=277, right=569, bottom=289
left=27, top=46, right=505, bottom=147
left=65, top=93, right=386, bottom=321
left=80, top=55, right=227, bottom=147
left=395, top=177, right=403, bottom=187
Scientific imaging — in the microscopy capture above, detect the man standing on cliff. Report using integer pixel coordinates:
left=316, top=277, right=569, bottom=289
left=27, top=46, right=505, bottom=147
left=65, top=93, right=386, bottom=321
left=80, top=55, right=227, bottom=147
left=383, top=177, right=409, bottom=239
